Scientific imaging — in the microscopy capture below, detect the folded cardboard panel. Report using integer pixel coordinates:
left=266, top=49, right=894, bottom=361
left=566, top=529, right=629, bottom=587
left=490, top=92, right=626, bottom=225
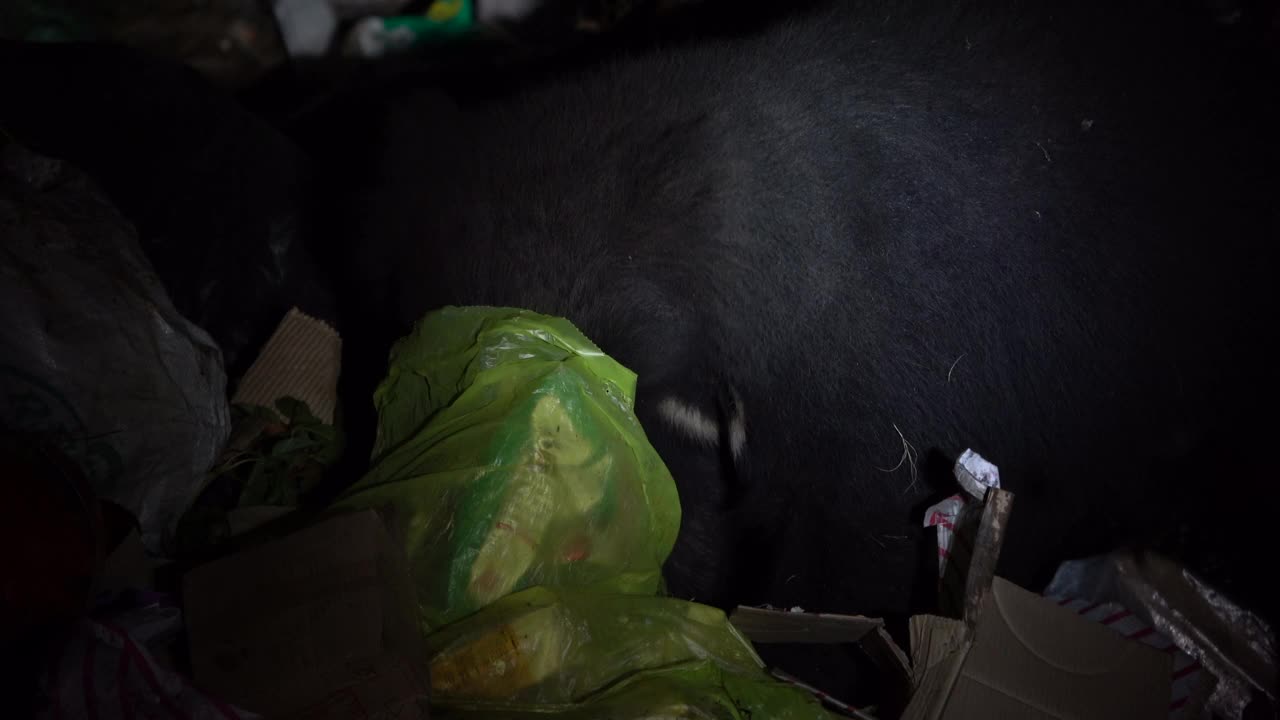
left=730, top=605, right=915, bottom=716
left=906, top=577, right=1172, bottom=720
left=183, top=510, right=428, bottom=718
left=735, top=483, right=1174, bottom=720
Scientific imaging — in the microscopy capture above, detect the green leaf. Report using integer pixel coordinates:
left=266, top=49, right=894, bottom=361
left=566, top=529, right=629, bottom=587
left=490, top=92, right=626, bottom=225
left=275, top=397, right=320, bottom=426
left=234, top=402, right=283, bottom=424
left=299, top=424, right=337, bottom=442
left=271, top=434, right=317, bottom=458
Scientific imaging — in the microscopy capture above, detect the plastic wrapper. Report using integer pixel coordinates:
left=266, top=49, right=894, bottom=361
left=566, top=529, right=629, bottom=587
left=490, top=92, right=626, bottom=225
left=0, top=144, right=230, bottom=555
left=345, top=1, right=476, bottom=57
left=923, top=449, right=1004, bottom=614
left=426, top=586, right=833, bottom=718
left=331, top=306, right=681, bottom=630
left=39, top=601, right=256, bottom=719
left=1046, top=550, right=1278, bottom=720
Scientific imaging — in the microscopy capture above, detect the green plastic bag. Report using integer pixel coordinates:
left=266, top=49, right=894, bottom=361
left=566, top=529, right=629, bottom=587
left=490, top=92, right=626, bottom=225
left=331, top=307, right=682, bottom=630
left=330, top=307, right=832, bottom=718
left=426, top=586, right=834, bottom=719
left=442, top=663, right=835, bottom=719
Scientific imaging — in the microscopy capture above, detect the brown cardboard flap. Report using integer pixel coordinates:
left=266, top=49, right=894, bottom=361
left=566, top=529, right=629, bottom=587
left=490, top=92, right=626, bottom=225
left=184, top=511, right=427, bottom=718
left=731, top=605, right=914, bottom=715
left=902, top=637, right=971, bottom=720
left=730, top=606, right=885, bottom=644
left=919, top=577, right=1173, bottom=720
left=961, top=488, right=1013, bottom=627
left=907, top=475, right=1170, bottom=719
left=287, top=655, right=427, bottom=720
left=909, top=615, right=967, bottom=688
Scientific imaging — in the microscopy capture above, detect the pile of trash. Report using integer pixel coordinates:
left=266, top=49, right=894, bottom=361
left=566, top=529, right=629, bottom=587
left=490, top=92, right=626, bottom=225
left=0, top=140, right=835, bottom=717
left=0, top=0, right=706, bottom=89
left=2, top=58, right=1276, bottom=720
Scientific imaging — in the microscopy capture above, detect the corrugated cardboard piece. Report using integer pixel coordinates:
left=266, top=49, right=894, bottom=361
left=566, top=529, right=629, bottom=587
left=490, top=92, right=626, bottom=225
left=231, top=307, right=341, bottom=423
left=735, top=481, right=1174, bottom=720
left=183, top=510, right=429, bottom=718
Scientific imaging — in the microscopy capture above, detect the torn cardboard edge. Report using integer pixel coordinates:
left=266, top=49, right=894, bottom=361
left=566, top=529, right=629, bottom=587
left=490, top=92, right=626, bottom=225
left=959, top=487, right=1013, bottom=628
left=729, top=604, right=914, bottom=718
left=231, top=306, right=342, bottom=424
left=903, top=577, right=1173, bottom=720
left=183, top=510, right=429, bottom=719
left=733, top=486, right=1174, bottom=720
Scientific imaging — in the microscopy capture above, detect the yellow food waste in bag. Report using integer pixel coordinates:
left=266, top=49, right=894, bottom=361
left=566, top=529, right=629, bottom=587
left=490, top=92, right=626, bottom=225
left=425, top=586, right=834, bottom=718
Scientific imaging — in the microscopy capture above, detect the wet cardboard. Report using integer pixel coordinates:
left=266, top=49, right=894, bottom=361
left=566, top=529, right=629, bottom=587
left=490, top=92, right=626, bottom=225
left=183, top=510, right=428, bottom=719
left=734, top=486, right=1173, bottom=719
left=903, top=577, right=1172, bottom=720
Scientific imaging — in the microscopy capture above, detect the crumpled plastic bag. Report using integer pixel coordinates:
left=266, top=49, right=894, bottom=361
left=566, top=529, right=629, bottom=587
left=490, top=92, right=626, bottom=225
left=40, top=609, right=257, bottom=719
left=331, top=306, right=832, bottom=718
left=331, top=306, right=681, bottom=630
left=426, top=586, right=833, bottom=719
left=0, top=143, right=230, bottom=554
left=1046, top=550, right=1278, bottom=720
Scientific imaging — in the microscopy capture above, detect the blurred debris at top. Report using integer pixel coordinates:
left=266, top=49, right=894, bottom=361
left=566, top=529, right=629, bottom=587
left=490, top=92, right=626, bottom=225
left=0, top=0, right=805, bottom=91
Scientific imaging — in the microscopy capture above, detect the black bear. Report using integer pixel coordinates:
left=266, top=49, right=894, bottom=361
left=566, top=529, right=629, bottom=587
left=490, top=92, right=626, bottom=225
left=4, top=0, right=1276, bottom=633
left=303, top=0, right=1279, bottom=621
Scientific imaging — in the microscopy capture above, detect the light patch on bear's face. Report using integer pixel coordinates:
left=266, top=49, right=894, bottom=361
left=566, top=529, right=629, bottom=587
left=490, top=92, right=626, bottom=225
left=658, top=396, right=720, bottom=447
left=728, top=410, right=746, bottom=460
left=657, top=395, right=746, bottom=461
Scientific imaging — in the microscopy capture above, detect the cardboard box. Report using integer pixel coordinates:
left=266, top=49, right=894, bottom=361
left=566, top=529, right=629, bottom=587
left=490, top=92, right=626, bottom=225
left=903, top=578, right=1172, bottom=720
left=183, top=510, right=429, bottom=718
left=729, top=605, right=915, bottom=718
left=733, top=488, right=1174, bottom=720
